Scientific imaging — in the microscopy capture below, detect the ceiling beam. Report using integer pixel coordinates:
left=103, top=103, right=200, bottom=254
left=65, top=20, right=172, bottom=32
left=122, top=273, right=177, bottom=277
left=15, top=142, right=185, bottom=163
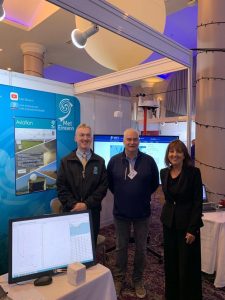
left=47, top=0, right=192, bottom=67
left=74, top=58, right=186, bottom=94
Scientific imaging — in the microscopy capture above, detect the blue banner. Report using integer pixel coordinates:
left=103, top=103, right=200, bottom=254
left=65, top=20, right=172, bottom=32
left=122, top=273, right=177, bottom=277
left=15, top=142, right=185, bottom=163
left=0, top=84, right=80, bottom=274
left=56, top=94, right=80, bottom=167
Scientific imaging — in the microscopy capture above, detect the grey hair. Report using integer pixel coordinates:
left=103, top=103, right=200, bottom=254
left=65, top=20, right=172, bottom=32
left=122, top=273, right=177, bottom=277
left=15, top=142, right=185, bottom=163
left=123, top=128, right=139, bottom=136
left=75, top=123, right=92, bottom=135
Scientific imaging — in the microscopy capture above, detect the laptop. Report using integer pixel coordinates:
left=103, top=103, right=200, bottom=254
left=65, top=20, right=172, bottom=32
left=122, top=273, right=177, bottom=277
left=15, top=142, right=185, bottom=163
left=202, top=185, right=217, bottom=212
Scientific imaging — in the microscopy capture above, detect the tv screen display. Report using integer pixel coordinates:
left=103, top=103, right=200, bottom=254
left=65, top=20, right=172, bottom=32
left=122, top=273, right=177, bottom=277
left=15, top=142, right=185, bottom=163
left=93, top=134, right=178, bottom=175
left=202, top=184, right=207, bottom=202
left=8, top=211, right=95, bottom=284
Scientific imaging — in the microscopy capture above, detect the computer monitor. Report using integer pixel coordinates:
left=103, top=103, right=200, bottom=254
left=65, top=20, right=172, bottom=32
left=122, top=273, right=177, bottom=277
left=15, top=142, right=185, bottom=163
left=8, top=211, right=95, bottom=284
left=93, top=134, right=179, bottom=174
left=202, top=184, right=207, bottom=202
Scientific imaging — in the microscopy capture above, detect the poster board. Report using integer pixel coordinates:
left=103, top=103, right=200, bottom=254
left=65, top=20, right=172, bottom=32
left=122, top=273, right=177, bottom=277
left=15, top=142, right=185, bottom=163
left=0, top=83, right=80, bottom=274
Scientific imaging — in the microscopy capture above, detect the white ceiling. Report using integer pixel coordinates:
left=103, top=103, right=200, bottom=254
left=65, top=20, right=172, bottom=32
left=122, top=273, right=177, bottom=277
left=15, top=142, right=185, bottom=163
left=0, top=0, right=196, bottom=80
left=0, top=1, right=112, bottom=76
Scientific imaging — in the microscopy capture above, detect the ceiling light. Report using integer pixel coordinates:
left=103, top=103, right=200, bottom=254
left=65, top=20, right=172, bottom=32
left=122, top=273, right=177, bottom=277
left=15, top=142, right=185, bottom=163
left=71, top=23, right=99, bottom=49
left=187, top=0, right=196, bottom=6
left=0, top=0, right=5, bottom=22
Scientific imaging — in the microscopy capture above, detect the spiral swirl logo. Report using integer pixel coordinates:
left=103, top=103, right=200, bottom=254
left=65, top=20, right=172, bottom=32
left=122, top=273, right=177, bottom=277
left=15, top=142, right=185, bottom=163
left=58, top=99, right=73, bottom=122
left=50, top=120, right=56, bottom=129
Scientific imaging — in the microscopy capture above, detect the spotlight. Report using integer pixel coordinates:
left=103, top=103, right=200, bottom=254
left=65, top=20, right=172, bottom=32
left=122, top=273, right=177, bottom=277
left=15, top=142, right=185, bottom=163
left=187, top=0, right=196, bottom=6
left=0, top=0, right=5, bottom=22
left=71, top=23, right=99, bottom=49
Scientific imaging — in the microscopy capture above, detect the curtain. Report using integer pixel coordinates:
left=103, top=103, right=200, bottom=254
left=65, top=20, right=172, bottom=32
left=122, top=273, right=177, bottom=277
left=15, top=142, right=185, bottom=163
left=165, top=58, right=196, bottom=115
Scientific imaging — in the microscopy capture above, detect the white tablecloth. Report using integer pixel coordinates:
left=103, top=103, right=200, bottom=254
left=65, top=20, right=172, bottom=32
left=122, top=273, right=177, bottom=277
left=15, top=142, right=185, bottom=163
left=201, top=211, right=225, bottom=288
left=0, top=264, right=117, bottom=300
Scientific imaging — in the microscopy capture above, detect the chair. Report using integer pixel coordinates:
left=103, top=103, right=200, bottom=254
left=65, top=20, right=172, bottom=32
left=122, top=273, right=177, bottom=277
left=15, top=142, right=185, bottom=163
left=50, top=198, right=106, bottom=265
left=50, top=197, right=63, bottom=214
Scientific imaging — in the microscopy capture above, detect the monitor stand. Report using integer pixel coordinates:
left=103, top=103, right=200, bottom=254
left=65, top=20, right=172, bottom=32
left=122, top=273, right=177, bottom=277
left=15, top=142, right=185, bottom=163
left=34, top=276, right=52, bottom=286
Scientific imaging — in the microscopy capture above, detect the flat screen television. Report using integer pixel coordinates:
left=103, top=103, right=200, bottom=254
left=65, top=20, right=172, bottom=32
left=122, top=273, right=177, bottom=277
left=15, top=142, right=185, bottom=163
left=8, top=211, right=95, bottom=284
left=93, top=134, right=179, bottom=175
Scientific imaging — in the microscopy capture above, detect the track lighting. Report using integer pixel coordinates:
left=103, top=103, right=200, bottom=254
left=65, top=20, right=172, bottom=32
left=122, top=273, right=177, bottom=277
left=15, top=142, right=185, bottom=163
left=0, top=0, right=5, bottom=22
left=71, top=23, right=99, bottom=49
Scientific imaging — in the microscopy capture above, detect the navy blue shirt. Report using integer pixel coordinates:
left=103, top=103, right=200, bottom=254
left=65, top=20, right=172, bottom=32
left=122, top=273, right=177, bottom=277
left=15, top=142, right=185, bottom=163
left=107, top=150, right=159, bottom=220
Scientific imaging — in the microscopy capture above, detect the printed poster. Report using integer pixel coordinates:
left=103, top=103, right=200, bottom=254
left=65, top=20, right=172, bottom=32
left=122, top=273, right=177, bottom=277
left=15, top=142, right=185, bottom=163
left=15, top=117, right=57, bottom=195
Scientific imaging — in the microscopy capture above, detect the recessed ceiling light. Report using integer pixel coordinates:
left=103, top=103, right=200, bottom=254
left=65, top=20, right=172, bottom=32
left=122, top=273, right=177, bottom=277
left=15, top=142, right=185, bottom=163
left=0, top=48, right=3, bottom=52
left=7, top=67, right=12, bottom=71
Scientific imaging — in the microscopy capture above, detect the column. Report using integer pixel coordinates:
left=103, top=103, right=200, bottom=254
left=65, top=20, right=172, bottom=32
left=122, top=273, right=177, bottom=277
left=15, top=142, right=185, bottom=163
left=196, top=0, right=225, bottom=202
left=20, top=42, right=46, bottom=77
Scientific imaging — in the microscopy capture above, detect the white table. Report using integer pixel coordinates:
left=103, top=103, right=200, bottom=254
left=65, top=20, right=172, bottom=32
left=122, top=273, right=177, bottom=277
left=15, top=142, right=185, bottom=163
left=0, top=264, right=117, bottom=300
left=201, top=211, right=225, bottom=288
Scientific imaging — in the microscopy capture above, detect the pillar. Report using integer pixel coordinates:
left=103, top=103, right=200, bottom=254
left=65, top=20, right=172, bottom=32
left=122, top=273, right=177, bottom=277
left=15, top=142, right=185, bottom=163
left=196, top=0, right=225, bottom=202
left=20, top=43, right=46, bottom=77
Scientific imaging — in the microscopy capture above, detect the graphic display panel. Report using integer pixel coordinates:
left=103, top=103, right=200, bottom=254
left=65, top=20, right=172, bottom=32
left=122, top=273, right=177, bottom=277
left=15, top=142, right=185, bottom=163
left=93, top=134, right=179, bottom=180
left=15, top=117, right=57, bottom=195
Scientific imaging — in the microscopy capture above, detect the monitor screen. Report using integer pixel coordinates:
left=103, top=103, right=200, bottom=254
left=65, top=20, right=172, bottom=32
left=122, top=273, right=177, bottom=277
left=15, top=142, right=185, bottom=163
left=8, top=211, right=95, bottom=284
left=202, top=184, right=207, bottom=202
left=93, top=134, right=178, bottom=175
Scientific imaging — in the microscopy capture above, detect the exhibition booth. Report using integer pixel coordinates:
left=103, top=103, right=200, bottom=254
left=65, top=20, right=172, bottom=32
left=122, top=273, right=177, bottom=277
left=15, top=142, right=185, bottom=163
left=0, top=0, right=193, bottom=276
left=3, top=1, right=224, bottom=299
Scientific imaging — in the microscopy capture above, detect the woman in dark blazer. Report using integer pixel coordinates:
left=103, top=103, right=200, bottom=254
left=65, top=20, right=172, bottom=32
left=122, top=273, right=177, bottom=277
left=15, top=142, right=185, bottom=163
left=160, top=140, right=203, bottom=300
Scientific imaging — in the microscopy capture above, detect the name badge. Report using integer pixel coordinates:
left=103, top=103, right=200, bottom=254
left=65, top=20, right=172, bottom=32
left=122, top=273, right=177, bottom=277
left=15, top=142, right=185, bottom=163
left=93, top=166, right=98, bottom=175
left=128, top=169, right=137, bottom=179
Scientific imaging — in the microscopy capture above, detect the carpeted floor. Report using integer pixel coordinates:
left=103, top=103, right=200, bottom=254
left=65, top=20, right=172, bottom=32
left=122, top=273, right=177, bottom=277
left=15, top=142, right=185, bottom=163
left=98, top=194, right=225, bottom=300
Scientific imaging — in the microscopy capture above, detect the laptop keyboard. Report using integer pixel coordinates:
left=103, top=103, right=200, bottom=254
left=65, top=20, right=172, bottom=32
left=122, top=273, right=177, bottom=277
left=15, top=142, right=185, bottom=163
left=203, top=203, right=217, bottom=212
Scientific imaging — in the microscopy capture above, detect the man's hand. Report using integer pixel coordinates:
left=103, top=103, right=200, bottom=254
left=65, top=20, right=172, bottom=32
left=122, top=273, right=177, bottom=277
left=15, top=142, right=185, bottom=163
left=71, top=202, right=87, bottom=212
left=185, top=232, right=195, bottom=244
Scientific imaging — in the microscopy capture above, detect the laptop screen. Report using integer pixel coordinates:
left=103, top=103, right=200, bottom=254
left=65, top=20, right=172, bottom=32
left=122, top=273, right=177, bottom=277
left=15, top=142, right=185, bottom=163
left=8, top=210, right=96, bottom=284
left=202, top=184, right=207, bottom=202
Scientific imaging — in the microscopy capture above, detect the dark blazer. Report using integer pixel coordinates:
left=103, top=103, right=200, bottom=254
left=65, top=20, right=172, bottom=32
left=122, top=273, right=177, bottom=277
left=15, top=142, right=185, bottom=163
left=160, top=166, right=203, bottom=235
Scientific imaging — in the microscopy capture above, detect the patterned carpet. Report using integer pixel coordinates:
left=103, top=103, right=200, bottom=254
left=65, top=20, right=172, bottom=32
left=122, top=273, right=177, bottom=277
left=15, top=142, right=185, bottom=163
left=98, top=195, right=225, bottom=300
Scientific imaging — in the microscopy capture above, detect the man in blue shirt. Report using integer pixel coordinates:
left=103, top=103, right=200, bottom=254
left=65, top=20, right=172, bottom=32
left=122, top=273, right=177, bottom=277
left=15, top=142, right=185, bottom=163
left=107, top=128, right=159, bottom=298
